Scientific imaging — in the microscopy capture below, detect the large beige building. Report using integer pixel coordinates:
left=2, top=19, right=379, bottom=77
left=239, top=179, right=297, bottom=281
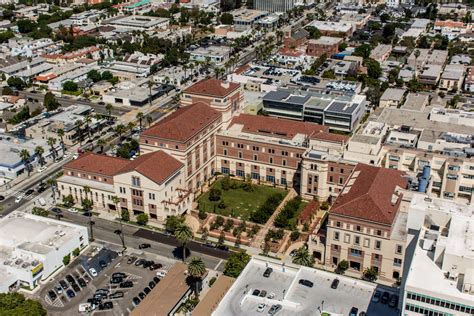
left=322, top=164, right=408, bottom=283
left=57, top=151, right=192, bottom=222
left=140, top=102, right=222, bottom=192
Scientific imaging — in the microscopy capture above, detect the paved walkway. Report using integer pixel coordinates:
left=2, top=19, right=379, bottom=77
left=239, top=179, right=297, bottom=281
left=250, top=188, right=297, bottom=249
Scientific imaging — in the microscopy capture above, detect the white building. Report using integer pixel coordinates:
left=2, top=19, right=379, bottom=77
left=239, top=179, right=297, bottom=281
left=402, top=195, right=474, bottom=316
left=0, top=212, right=89, bottom=293
left=188, top=45, right=231, bottom=65
left=429, top=108, right=474, bottom=127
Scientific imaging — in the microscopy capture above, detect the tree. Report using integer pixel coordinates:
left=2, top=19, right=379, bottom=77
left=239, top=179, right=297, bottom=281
left=198, top=208, right=207, bottom=220
left=208, top=188, right=221, bottom=201
left=0, top=293, right=46, bottom=316
left=218, top=230, right=225, bottom=245
left=363, top=267, right=378, bottom=282
left=174, top=223, right=193, bottom=262
left=115, top=124, right=126, bottom=138
left=165, top=215, right=185, bottom=233
left=290, top=230, right=300, bottom=241
left=322, top=70, right=336, bottom=79
left=19, top=149, right=32, bottom=176
left=101, top=71, right=113, bottom=81
left=221, top=176, right=231, bottom=191
left=63, top=81, right=78, bottom=92
left=57, top=128, right=65, bottom=154
left=365, top=59, right=382, bottom=79
left=87, top=69, right=102, bottom=83
left=43, top=92, right=60, bottom=111
left=305, top=26, right=321, bottom=39
left=220, top=12, right=233, bottom=25
left=105, top=103, right=113, bottom=120
left=62, top=194, right=74, bottom=208
left=136, top=111, right=144, bottom=130
left=81, top=198, right=93, bottom=212
left=47, top=137, right=57, bottom=160
left=63, top=254, right=71, bottom=265
left=121, top=209, right=130, bottom=221
left=7, top=77, right=26, bottom=90
left=223, top=251, right=250, bottom=278
left=382, top=23, right=396, bottom=38
left=72, top=248, right=80, bottom=256
left=17, top=19, right=37, bottom=33
left=32, top=207, right=48, bottom=217
left=292, top=246, right=314, bottom=267
left=34, top=146, right=45, bottom=166
left=353, top=44, right=372, bottom=59
left=187, top=257, right=206, bottom=297
left=136, top=213, right=149, bottom=226
left=336, top=260, right=349, bottom=274
left=2, top=86, right=13, bottom=95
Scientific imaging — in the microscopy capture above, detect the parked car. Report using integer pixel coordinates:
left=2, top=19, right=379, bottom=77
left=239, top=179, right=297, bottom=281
left=153, top=276, right=160, bottom=284
left=142, top=260, right=154, bottom=269
left=66, top=275, right=75, bottom=284
left=349, top=307, right=359, bottom=316
left=143, top=287, right=151, bottom=295
left=135, top=259, right=146, bottom=267
left=330, top=278, right=339, bottom=289
left=68, top=207, right=78, bottom=213
left=381, top=292, right=390, bottom=304
left=55, top=285, right=63, bottom=294
left=138, top=292, right=146, bottom=300
left=259, top=290, right=267, bottom=297
left=252, top=289, right=260, bottom=296
left=110, top=277, right=123, bottom=284
left=15, top=195, right=23, bottom=203
left=132, top=297, right=141, bottom=306
left=156, top=270, right=167, bottom=278
left=148, top=281, right=156, bottom=289
left=267, top=292, right=275, bottom=299
left=119, top=281, right=133, bottom=288
left=127, top=256, right=137, bottom=264
left=149, top=263, right=163, bottom=271
left=37, top=166, right=47, bottom=173
left=78, top=278, right=87, bottom=287
left=263, top=267, right=273, bottom=278
left=99, top=260, right=108, bottom=268
left=138, top=243, right=151, bottom=249
left=268, top=304, right=282, bottom=315
left=109, top=291, right=124, bottom=299
left=71, top=282, right=81, bottom=292
left=48, top=290, right=57, bottom=301
left=112, top=272, right=126, bottom=278
left=60, top=280, right=68, bottom=290
left=298, top=279, right=314, bottom=288
left=388, top=295, right=398, bottom=308
left=372, top=290, right=381, bottom=303
left=25, top=189, right=34, bottom=196
left=89, top=268, right=98, bottom=277
left=98, top=301, right=113, bottom=310
left=50, top=207, right=62, bottom=214
left=66, top=289, right=75, bottom=298
left=257, top=303, right=266, bottom=313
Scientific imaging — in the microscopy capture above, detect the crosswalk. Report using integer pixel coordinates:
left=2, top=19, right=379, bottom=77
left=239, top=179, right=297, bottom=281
left=12, top=190, right=36, bottom=201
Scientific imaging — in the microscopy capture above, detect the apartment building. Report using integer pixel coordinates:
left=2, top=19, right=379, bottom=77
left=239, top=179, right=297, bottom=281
left=369, top=44, right=392, bottom=63
left=402, top=195, right=474, bottom=316
left=215, top=114, right=344, bottom=188
left=439, top=64, right=465, bottom=91
left=140, top=102, right=222, bottom=191
left=324, top=164, right=408, bottom=283
left=407, top=49, right=448, bottom=70
left=181, top=78, right=243, bottom=126
left=306, top=21, right=354, bottom=37
left=57, top=151, right=192, bottom=222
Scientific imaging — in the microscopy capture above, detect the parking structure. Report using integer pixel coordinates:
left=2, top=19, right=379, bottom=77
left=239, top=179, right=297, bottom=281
left=214, top=258, right=400, bottom=316
left=38, top=244, right=174, bottom=316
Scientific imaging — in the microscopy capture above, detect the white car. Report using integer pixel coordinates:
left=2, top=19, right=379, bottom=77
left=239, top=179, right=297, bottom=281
left=156, top=270, right=167, bottom=278
left=68, top=207, right=78, bottom=213
left=89, top=268, right=98, bottom=277
left=267, top=292, right=275, bottom=299
left=64, top=152, right=71, bottom=158
left=257, top=303, right=267, bottom=313
left=15, top=195, right=24, bottom=203
left=37, top=166, right=47, bottom=173
left=72, top=154, right=79, bottom=160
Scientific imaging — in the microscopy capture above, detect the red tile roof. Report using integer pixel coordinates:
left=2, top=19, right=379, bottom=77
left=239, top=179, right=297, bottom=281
left=184, top=78, right=240, bottom=97
left=331, top=164, right=407, bottom=225
left=141, top=102, right=221, bottom=142
left=230, top=114, right=329, bottom=139
left=298, top=200, right=319, bottom=222
left=117, top=151, right=183, bottom=184
left=311, top=131, right=349, bottom=144
left=63, top=152, right=130, bottom=176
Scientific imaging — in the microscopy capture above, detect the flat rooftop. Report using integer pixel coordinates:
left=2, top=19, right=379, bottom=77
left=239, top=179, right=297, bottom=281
left=214, top=258, right=398, bottom=316
left=105, top=15, right=168, bottom=28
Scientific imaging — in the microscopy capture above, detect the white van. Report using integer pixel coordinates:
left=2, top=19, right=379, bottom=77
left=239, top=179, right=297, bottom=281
left=78, top=303, right=93, bottom=313
left=38, top=198, right=46, bottom=207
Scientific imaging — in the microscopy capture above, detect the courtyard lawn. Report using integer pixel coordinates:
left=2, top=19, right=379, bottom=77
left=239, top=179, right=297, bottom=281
left=198, top=178, right=287, bottom=220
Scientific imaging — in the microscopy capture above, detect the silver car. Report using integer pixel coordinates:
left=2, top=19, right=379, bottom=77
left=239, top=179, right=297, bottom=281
left=268, top=304, right=282, bottom=315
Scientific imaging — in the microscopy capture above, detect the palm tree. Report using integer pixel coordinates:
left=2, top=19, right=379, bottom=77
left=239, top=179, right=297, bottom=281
left=115, top=124, right=126, bottom=138
left=187, top=257, right=206, bottom=297
left=147, top=80, right=154, bottom=108
left=84, top=114, right=92, bottom=139
left=20, top=149, right=32, bottom=176
left=34, top=146, right=45, bottom=166
left=136, top=112, right=144, bottom=130
left=127, top=122, right=135, bottom=133
left=105, top=103, right=113, bottom=122
left=47, top=178, right=57, bottom=203
left=57, top=128, right=65, bottom=154
left=292, top=246, right=314, bottom=267
left=47, top=137, right=57, bottom=160
left=112, top=195, right=126, bottom=250
left=75, top=120, right=84, bottom=145
left=145, top=114, right=153, bottom=127
left=414, top=49, right=420, bottom=69
left=174, top=223, right=193, bottom=262
left=83, top=185, right=91, bottom=201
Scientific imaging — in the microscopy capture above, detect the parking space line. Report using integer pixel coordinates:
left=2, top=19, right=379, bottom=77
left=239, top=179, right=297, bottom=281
left=214, top=259, right=223, bottom=270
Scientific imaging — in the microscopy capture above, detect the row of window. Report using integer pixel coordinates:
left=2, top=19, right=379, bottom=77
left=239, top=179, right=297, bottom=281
left=405, top=303, right=452, bottom=316
left=334, top=221, right=388, bottom=238
left=221, top=168, right=287, bottom=184
left=407, top=292, right=474, bottom=314
left=68, top=171, right=109, bottom=183
left=222, top=141, right=300, bottom=158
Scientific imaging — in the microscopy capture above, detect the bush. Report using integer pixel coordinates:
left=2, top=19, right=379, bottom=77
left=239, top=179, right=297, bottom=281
left=274, top=197, right=302, bottom=229
left=63, top=254, right=70, bottom=266
left=363, top=267, right=378, bottom=282
left=198, top=208, right=207, bottom=220
left=320, top=201, right=330, bottom=210
left=209, top=276, right=217, bottom=287
left=72, top=248, right=80, bottom=257
left=250, top=193, right=284, bottom=224
left=121, top=209, right=130, bottom=221
left=223, top=219, right=234, bottom=232
left=290, top=230, right=300, bottom=241
left=336, top=260, right=349, bottom=274
left=218, top=200, right=226, bottom=209
left=32, top=207, right=48, bottom=217
left=223, top=251, right=250, bottom=278
left=136, top=213, right=149, bottom=226
left=62, top=194, right=74, bottom=208
left=63, top=80, right=78, bottom=92
left=221, top=176, right=231, bottom=191
left=208, top=188, right=221, bottom=201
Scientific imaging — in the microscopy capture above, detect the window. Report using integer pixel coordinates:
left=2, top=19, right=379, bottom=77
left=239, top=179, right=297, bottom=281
left=339, top=177, right=344, bottom=184
left=149, top=193, right=155, bottom=200
left=396, top=244, right=403, bottom=254
left=222, top=141, right=229, bottom=146
left=336, top=221, right=341, bottom=228
left=120, top=187, right=126, bottom=194
left=131, top=176, right=141, bottom=187
left=237, top=143, right=244, bottom=148
left=356, top=225, right=361, bottom=232
left=281, top=151, right=288, bottom=156
left=376, top=230, right=382, bottom=236
left=334, top=232, right=340, bottom=241
left=375, top=240, right=381, bottom=250
left=269, top=157, right=273, bottom=164
left=223, top=149, right=227, bottom=156
left=350, top=248, right=362, bottom=257
left=238, top=152, right=242, bottom=158
left=251, top=172, right=259, bottom=180
left=340, top=168, right=344, bottom=173
left=236, top=169, right=245, bottom=177
left=354, top=236, right=360, bottom=245
left=282, top=159, right=287, bottom=166
left=329, top=176, right=333, bottom=183
left=393, top=258, right=402, bottom=266
left=252, top=146, right=260, bottom=151
left=253, top=154, right=258, bottom=161
left=268, top=148, right=275, bottom=154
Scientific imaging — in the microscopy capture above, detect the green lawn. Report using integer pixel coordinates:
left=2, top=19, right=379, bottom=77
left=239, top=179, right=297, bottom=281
left=288, top=200, right=309, bottom=228
left=198, top=178, right=287, bottom=220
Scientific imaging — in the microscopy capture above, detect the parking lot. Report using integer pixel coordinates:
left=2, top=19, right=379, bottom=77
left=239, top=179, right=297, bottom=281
left=215, top=258, right=400, bottom=316
left=38, top=243, right=175, bottom=315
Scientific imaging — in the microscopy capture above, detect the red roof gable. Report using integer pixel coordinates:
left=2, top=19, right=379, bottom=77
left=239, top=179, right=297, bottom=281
left=331, top=164, right=407, bottom=225
left=184, top=78, right=240, bottom=98
left=63, top=152, right=130, bottom=176
left=141, top=102, right=221, bottom=142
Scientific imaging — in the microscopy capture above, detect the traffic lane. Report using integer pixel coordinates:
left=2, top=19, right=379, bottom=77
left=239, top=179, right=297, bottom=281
left=134, top=229, right=231, bottom=260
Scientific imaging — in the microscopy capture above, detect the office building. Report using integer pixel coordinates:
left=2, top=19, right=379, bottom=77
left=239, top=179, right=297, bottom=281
left=254, top=0, right=295, bottom=13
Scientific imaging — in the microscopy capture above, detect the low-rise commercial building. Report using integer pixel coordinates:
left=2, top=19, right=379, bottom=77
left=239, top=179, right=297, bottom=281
left=104, top=15, right=169, bottom=31
left=379, top=88, right=406, bottom=108
left=0, top=211, right=88, bottom=293
left=440, top=64, right=465, bottom=91
left=188, top=45, right=231, bottom=66
left=306, top=20, right=354, bottom=37
left=306, top=36, right=342, bottom=57
left=369, top=44, right=392, bottom=63
left=231, top=8, right=268, bottom=31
